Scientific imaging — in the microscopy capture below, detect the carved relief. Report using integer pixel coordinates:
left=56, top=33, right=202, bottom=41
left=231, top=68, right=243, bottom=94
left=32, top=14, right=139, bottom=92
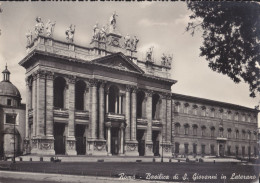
left=94, top=142, right=106, bottom=151
left=126, top=143, right=137, bottom=151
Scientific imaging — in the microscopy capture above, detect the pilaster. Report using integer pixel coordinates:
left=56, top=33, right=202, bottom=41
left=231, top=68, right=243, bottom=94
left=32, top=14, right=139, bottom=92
left=166, top=94, right=172, bottom=144
left=125, top=85, right=131, bottom=141
left=66, top=75, right=77, bottom=155
left=36, top=70, right=45, bottom=137
left=145, top=90, right=154, bottom=156
left=99, top=81, right=105, bottom=140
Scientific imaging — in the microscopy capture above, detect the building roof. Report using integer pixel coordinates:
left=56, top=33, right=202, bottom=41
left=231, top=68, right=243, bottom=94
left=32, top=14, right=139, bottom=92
left=172, top=93, right=258, bottom=113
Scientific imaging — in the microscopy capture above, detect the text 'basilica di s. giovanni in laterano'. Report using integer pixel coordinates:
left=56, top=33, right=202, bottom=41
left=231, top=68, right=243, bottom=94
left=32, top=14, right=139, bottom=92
left=0, top=13, right=258, bottom=159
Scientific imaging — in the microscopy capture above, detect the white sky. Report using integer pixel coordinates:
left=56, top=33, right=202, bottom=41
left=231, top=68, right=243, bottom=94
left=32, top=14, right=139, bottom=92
left=0, top=2, right=259, bottom=125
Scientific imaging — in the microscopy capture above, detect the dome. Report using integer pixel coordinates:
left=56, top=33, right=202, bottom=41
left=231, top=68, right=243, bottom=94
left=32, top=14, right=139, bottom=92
left=0, top=81, right=21, bottom=99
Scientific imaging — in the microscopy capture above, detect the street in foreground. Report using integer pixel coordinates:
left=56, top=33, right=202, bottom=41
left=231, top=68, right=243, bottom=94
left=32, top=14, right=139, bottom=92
left=0, top=161, right=259, bottom=183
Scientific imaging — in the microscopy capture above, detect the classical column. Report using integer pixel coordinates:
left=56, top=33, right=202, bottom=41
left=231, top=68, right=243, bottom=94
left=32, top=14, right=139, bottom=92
left=46, top=71, right=54, bottom=137
left=160, top=94, right=167, bottom=142
left=32, top=73, right=37, bottom=137
left=115, top=96, right=118, bottom=113
left=145, top=90, right=154, bottom=156
left=106, top=122, right=112, bottom=156
left=99, top=82, right=105, bottom=139
left=36, top=70, right=45, bottom=137
left=25, top=77, right=30, bottom=139
left=90, top=79, right=98, bottom=139
left=125, top=86, right=131, bottom=141
left=119, top=95, right=122, bottom=114
left=119, top=123, right=125, bottom=155
left=106, top=91, right=109, bottom=113
left=66, top=75, right=77, bottom=155
left=217, top=142, right=220, bottom=156
left=166, top=94, right=172, bottom=143
left=131, top=87, right=137, bottom=141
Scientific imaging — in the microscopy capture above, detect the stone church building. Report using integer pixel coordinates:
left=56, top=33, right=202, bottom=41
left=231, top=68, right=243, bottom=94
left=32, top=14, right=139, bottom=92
left=18, top=14, right=258, bottom=158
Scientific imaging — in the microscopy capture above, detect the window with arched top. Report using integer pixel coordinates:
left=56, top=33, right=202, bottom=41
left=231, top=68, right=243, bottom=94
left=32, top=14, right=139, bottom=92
left=201, top=125, right=206, bottom=136
left=184, top=103, right=189, bottom=114
left=152, top=93, right=160, bottom=120
left=247, top=114, right=251, bottom=122
left=54, top=76, right=67, bottom=108
left=235, top=129, right=239, bottom=139
left=247, top=130, right=251, bottom=140
left=174, top=102, right=180, bottom=113
left=210, top=108, right=215, bottom=117
left=241, top=114, right=245, bottom=121
left=175, top=123, right=180, bottom=135
left=219, top=109, right=223, bottom=119
left=219, top=127, right=224, bottom=137
left=137, top=91, right=146, bottom=118
left=193, top=105, right=198, bottom=115
left=234, top=112, right=239, bottom=121
left=242, top=130, right=246, bottom=139
left=184, top=123, right=190, bottom=135
left=210, top=126, right=215, bottom=137
left=227, top=128, right=232, bottom=138
left=75, top=80, right=86, bottom=111
left=192, top=124, right=198, bottom=136
left=227, top=111, right=232, bottom=120
left=201, top=106, right=206, bottom=116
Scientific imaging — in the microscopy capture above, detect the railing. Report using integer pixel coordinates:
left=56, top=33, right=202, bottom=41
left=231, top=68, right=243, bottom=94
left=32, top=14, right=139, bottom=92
left=105, top=113, right=125, bottom=121
left=137, top=118, right=148, bottom=126
left=152, top=120, right=162, bottom=127
left=53, top=108, right=69, bottom=118
left=75, top=110, right=89, bottom=120
left=28, top=109, right=33, bottom=118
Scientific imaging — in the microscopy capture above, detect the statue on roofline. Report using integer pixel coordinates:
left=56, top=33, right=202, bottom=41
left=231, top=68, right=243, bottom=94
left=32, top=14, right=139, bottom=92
left=161, top=53, right=172, bottom=67
left=65, top=24, right=76, bottom=43
left=35, top=16, right=44, bottom=37
left=146, top=46, right=154, bottom=62
left=131, top=36, right=139, bottom=51
left=93, top=23, right=100, bottom=40
left=109, top=11, right=118, bottom=30
left=26, top=29, right=33, bottom=48
left=124, top=34, right=131, bottom=48
left=46, top=19, right=56, bottom=37
left=100, top=25, right=107, bottom=42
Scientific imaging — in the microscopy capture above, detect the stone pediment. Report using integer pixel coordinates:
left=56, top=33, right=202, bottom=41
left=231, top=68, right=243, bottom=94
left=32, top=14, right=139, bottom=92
left=92, top=52, right=144, bottom=74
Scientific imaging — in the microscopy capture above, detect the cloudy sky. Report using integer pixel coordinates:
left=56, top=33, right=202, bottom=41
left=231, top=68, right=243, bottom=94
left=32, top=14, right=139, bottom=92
left=0, top=2, right=259, bottom=124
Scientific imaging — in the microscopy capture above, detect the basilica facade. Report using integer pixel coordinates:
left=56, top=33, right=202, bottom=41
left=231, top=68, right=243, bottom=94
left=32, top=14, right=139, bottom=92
left=19, top=14, right=258, bottom=158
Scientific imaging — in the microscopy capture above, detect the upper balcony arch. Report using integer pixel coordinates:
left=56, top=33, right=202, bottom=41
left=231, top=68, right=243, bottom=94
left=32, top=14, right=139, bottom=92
left=75, top=80, right=87, bottom=111
left=152, top=93, right=161, bottom=120
left=54, top=76, right=67, bottom=109
left=136, top=90, right=146, bottom=118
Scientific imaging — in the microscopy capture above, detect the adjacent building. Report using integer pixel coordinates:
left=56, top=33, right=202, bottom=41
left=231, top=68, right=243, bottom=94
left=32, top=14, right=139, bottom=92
left=0, top=65, right=26, bottom=158
left=17, top=14, right=259, bottom=158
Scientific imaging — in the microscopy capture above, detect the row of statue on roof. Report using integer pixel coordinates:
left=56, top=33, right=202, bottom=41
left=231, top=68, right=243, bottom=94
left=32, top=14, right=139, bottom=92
left=145, top=46, right=172, bottom=67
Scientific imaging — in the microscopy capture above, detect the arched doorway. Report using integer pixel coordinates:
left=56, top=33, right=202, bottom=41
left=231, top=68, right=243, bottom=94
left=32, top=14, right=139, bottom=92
left=152, top=94, right=160, bottom=120
left=54, top=123, right=66, bottom=155
left=137, top=91, right=146, bottom=118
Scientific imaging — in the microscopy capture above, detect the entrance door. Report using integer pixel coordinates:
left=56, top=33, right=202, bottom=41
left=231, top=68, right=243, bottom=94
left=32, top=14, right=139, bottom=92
left=75, top=124, right=86, bottom=155
left=54, top=123, right=66, bottom=155
left=137, top=130, right=145, bottom=156
left=152, top=131, right=160, bottom=156
left=219, top=144, right=225, bottom=157
left=111, top=128, right=119, bottom=155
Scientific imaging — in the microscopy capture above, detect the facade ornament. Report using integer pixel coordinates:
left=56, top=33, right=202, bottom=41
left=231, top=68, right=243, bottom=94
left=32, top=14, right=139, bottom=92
left=93, top=23, right=100, bottom=41
left=46, top=71, right=54, bottom=80
left=124, top=34, right=131, bottom=49
left=65, top=24, right=76, bottom=43
left=131, top=36, right=139, bottom=51
left=100, top=25, right=107, bottom=42
left=145, top=89, right=153, bottom=97
left=26, top=29, right=33, bottom=48
left=68, top=75, right=76, bottom=84
left=125, top=85, right=132, bottom=92
left=45, top=19, right=56, bottom=37
left=109, top=11, right=118, bottom=30
left=35, top=16, right=44, bottom=37
left=161, top=53, right=172, bottom=68
left=146, top=46, right=154, bottom=62
left=89, top=79, right=98, bottom=87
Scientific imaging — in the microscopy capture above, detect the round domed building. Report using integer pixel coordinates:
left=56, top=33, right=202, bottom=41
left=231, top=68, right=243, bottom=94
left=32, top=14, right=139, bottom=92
left=0, top=65, right=26, bottom=159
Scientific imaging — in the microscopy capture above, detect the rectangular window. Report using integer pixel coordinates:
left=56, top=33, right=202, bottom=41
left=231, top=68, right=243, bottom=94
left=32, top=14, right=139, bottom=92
left=210, top=145, right=215, bottom=155
left=248, top=146, right=251, bottom=156
left=242, top=146, right=245, bottom=157
left=184, top=144, right=189, bottom=154
left=227, top=131, right=231, bottom=138
left=211, top=129, right=215, bottom=138
left=193, top=128, right=197, bottom=136
left=254, top=147, right=257, bottom=157
left=7, top=99, right=12, bottom=106
left=227, top=146, right=231, bottom=156
left=175, top=143, right=179, bottom=154
left=184, top=127, right=189, bottom=135
left=201, top=145, right=205, bottom=155
left=5, top=113, right=17, bottom=124
left=236, top=146, right=239, bottom=157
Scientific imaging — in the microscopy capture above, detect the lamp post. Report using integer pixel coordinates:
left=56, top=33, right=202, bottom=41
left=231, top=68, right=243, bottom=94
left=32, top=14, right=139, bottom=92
left=12, top=109, right=15, bottom=163
left=161, top=133, right=163, bottom=163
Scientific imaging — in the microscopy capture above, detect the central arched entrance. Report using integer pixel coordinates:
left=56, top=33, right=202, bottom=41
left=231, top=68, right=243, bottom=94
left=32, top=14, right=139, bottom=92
left=54, top=123, right=66, bottom=155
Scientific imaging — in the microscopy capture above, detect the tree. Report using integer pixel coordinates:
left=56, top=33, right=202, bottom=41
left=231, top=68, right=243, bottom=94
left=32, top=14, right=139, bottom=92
left=186, top=2, right=260, bottom=97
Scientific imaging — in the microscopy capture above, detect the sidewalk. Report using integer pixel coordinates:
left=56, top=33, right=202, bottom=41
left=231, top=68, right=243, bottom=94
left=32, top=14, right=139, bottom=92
left=9, top=155, right=242, bottom=163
